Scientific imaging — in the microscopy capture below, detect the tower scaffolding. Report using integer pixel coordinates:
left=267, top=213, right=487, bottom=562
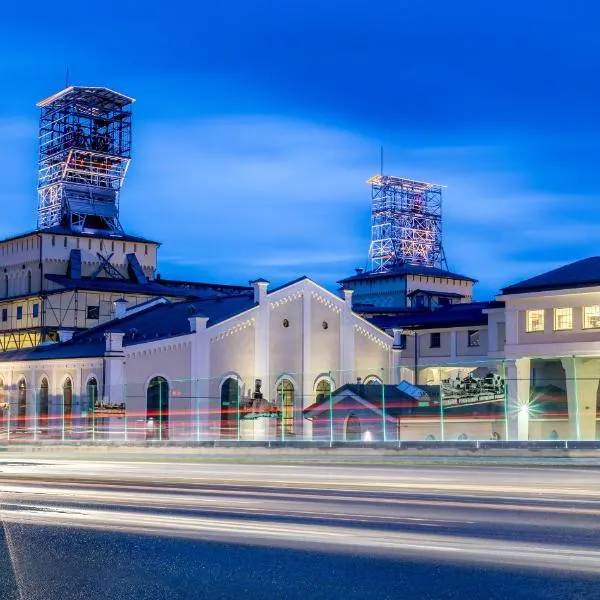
left=367, top=175, right=446, bottom=273
left=36, top=86, right=134, bottom=233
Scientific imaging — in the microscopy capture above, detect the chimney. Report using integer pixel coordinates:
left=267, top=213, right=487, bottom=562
left=58, top=329, right=74, bottom=342
left=104, top=330, right=125, bottom=354
left=250, top=278, right=269, bottom=304
left=343, top=289, right=354, bottom=305
left=114, top=297, right=128, bottom=319
left=188, top=314, right=209, bottom=333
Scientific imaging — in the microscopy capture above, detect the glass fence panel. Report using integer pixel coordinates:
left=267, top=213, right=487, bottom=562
left=0, top=361, right=598, bottom=443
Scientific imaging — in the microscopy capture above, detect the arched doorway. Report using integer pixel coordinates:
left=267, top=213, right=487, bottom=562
left=315, top=379, right=331, bottom=403
left=86, top=378, right=98, bottom=438
left=345, top=414, right=361, bottom=441
left=17, top=379, right=27, bottom=432
left=220, top=378, right=239, bottom=438
left=147, top=377, right=169, bottom=440
left=39, top=378, right=49, bottom=434
left=63, top=378, right=72, bottom=438
left=277, top=379, right=295, bottom=436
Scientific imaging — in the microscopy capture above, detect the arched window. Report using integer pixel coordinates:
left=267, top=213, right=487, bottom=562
left=425, top=434, right=436, bottom=441
left=457, top=433, right=468, bottom=440
left=345, top=414, right=361, bottom=441
left=549, top=429, right=560, bottom=440
left=147, top=377, right=169, bottom=440
left=27, top=271, right=31, bottom=294
left=220, top=378, right=239, bottom=438
left=86, top=378, right=98, bottom=436
left=277, top=379, right=295, bottom=435
left=315, top=379, right=331, bottom=403
left=87, top=378, right=98, bottom=411
left=39, top=378, right=49, bottom=433
left=17, top=378, right=27, bottom=430
left=63, top=378, right=72, bottom=436
left=364, top=376, right=382, bottom=385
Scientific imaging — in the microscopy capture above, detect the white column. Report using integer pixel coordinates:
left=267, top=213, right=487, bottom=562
left=252, top=280, right=270, bottom=389
left=391, top=329, right=403, bottom=385
left=340, top=289, right=355, bottom=385
left=505, top=358, right=530, bottom=440
left=449, top=330, right=457, bottom=361
left=301, top=291, right=313, bottom=439
left=189, top=315, right=210, bottom=439
left=561, top=357, right=598, bottom=441
left=103, top=331, right=125, bottom=406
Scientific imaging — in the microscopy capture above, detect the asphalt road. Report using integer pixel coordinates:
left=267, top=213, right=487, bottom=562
left=1, top=459, right=599, bottom=599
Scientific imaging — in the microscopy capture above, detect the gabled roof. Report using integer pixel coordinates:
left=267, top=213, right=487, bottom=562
left=501, top=257, right=600, bottom=295
left=338, top=263, right=476, bottom=284
left=304, top=383, right=440, bottom=416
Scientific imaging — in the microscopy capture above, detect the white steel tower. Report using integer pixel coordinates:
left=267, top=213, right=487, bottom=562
left=367, top=175, right=446, bottom=273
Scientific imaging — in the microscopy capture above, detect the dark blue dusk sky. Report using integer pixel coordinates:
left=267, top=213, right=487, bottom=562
left=0, top=1, right=598, bottom=298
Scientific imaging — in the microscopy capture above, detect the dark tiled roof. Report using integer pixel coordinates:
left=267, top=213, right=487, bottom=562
left=501, top=257, right=600, bottom=294
left=0, top=293, right=256, bottom=363
left=364, top=301, right=502, bottom=331
left=338, top=263, right=476, bottom=284
left=407, top=289, right=465, bottom=298
left=0, top=226, right=159, bottom=245
left=45, top=274, right=232, bottom=299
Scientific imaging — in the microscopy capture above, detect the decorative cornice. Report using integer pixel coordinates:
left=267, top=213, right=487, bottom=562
left=311, top=291, right=341, bottom=314
left=353, top=324, right=391, bottom=349
left=211, top=317, right=255, bottom=343
left=270, top=291, right=303, bottom=309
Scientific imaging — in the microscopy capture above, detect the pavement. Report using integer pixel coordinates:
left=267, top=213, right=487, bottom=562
left=1, top=459, right=600, bottom=598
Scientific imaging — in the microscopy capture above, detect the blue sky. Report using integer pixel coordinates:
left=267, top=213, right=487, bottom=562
left=0, top=1, right=599, bottom=298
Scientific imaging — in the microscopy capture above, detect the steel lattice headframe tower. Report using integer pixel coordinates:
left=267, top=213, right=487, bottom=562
left=36, top=86, right=134, bottom=233
left=367, top=175, right=446, bottom=273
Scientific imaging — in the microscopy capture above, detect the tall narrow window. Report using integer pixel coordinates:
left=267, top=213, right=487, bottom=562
left=583, top=305, right=600, bottom=329
left=27, top=271, right=31, bottom=294
left=430, top=332, right=441, bottom=348
left=17, top=378, right=26, bottom=430
left=87, top=378, right=98, bottom=435
left=220, top=378, right=239, bottom=438
left=63, top=378, right=73, bottom=436
left=526, top=309, right=544, bottom=332
left=147, top=377, right=169, bottom=440
left=4, top=275, right=8, bottom=298
left=277, top=379, right=295, bottom=435
left=554, top=308, right=572, bottom=331
left=39, top=378, right=49, bottom=432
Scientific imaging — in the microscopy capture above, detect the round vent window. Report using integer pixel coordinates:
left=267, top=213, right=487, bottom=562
left=322, top=321, right=328, bottom=330
left=283, top=319, right=289, bottom=328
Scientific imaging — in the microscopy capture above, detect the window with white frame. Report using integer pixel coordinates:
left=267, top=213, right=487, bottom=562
left=583, top=305, right=600, bottom=329
left=467, top=330, right=480, bottom=347
left=554, top=307, right=573, bottom=331
left=526, top=309, right=544, bottom=332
